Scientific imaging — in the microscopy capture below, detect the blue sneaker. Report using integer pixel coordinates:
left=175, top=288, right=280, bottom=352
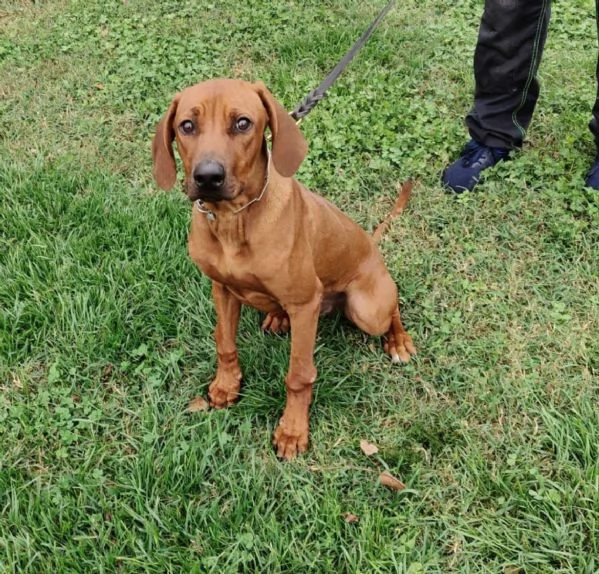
left=442, top=140, right=511, bottom=193
left=585, top=154, right=599, bottom=190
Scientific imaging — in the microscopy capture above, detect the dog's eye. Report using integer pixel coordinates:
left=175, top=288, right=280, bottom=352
left=235, top=117, right=252, bottom=133
left=179, top=120, right=195, bottom=135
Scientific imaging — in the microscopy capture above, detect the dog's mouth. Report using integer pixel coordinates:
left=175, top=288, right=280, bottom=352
left=185, top=178, right=239, bottom=203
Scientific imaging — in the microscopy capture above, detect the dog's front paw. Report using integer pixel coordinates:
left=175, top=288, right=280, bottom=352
left=208, top=371, right=241, bottom=408
left=273, top=419, right=309, bottom=460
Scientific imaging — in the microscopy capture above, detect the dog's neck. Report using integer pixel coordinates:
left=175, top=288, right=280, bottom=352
left=195, top=147, right=271, bottom=222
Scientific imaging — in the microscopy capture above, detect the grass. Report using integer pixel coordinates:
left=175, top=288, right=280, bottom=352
left=1, top=0, right=598, bottom=571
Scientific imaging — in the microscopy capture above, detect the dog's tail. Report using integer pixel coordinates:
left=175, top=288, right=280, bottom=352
left=372, top=180, right=413, bottom=244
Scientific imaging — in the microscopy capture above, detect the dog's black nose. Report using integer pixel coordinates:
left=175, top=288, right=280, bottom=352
left=193, top=160, right=225, bottom=189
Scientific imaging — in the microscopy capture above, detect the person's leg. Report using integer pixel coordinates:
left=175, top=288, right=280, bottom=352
left=443, top=0, right=551, bottom=192
left=468, top=0, right=551, bottom=148
left=585, top=0, right=599, bottom=189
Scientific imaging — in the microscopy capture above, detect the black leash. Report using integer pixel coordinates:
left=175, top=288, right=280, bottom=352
left=290, top=0, right=396, bottom=121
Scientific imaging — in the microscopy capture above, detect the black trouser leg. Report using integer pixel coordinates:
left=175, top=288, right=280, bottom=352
left=466, top=0, right=551, bottom=149
left=589, top=0, right=599, bottom=148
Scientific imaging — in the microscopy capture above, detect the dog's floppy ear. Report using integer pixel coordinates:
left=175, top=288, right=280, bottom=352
left=254, top=82, right=308, bottom=177
left=152, top=95, right=180, bottom=190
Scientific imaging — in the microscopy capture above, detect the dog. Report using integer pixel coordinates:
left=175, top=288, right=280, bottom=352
left=152, top=79, right=416, bottom=459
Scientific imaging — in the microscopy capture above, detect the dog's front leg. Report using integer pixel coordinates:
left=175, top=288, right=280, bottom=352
left=273, top=289, right=322, bottom=460
left=207, top=281, right=242, bottom=408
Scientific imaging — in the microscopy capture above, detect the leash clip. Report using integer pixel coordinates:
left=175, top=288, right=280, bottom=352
left=195, top=200, right=216, bottom=221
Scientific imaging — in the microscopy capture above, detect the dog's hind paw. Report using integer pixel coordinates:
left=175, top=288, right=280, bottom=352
left=261, top=311, right=290, bottom=334
left=384, top=330, right=417, bottom=364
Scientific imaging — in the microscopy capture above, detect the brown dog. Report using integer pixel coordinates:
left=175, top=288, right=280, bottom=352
left=152, top=79, right=416, bottom=459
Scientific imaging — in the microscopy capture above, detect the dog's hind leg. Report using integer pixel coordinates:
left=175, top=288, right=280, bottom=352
left=344, top=267, right=416, bottom=364
left=382, top=306, right=416, bottom=364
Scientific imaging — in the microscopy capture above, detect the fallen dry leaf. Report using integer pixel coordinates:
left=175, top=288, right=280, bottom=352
left=379, top=470, right=406, bottom=491
left=360, top=440, right=379, bottom=456
left=186, top=396, right=209, bottom=413
left=343, top=513, right=360, bottom=524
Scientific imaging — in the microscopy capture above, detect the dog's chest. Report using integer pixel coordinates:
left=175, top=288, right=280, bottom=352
left=188, top=227, right=274, bottom=290
left=192, top=244, right=281, bottom=311
left=193, top=241, right=247, bottom=280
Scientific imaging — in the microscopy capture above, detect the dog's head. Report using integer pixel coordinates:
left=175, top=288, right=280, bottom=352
left=152, top=79, right=308, bottom=202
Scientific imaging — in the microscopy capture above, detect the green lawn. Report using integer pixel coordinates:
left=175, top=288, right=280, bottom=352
left=1, top=0, right=598, bottom=572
